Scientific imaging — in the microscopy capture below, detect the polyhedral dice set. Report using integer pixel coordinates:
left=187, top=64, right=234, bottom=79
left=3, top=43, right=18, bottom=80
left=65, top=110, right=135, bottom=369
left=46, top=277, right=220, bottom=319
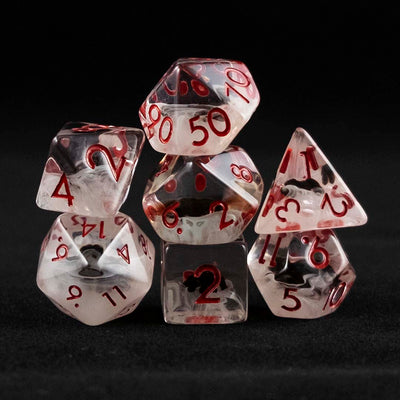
left=35, top=57, right=367, bottom=325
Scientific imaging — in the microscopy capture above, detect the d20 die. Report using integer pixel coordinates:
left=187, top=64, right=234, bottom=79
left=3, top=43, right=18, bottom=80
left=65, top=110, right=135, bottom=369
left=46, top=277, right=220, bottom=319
left=254, top=127, right=368, bottom=234
left=37, top=212, right=154, bottom=326
left=162, top=237, right=248, bottom=324
left=142, top=145, right=264, bottom=244
left=247, top=229, right=356, bottom=319
left=36, top=122, right=145, bottom=217
left=139, top=57, right=260, bottom=155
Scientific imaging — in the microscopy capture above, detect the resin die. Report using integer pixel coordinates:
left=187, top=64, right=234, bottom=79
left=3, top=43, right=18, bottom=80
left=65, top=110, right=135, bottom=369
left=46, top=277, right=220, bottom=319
left=37, top=212, right=155, bottom=326
left=139, top=57, right=260, bottom=155
left=247, top=230, right=356, bottom=319
left=162, top=237, right=248, bottom=324
left=36, top=122, right=145, bottom=217
left=254, top=127, right=368, bottom=234
left=142, top=145, right=264, bottom=244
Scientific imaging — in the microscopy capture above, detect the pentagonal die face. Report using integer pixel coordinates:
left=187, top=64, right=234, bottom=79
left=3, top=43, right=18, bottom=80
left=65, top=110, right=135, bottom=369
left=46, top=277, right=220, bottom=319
left=139, top=57, right=260, bottom=155
left=36, top=122, right=145, bottom=217
left=247, top=229, right=356, bottom=319
left=37, top=212, right=155, bottom=326
left=142, top=146, right=264, bottom=244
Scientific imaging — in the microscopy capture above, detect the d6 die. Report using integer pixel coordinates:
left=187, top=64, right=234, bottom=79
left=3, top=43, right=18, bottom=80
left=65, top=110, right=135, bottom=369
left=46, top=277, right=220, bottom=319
left=139, top=57, right=260, bottom=155
left=36, top=122, right=145, bottom=217
left=142, top=145, right=264, bottom=244
left=162, top=237, right=248, bottom=324
left=247, top=229, right=356, bottom=319
left=37, top=212, right=154, bottom=326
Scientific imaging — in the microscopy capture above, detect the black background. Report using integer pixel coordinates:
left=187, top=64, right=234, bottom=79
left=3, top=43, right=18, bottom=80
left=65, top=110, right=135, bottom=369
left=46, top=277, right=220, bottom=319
left=1, top=3, right=399, bottom=399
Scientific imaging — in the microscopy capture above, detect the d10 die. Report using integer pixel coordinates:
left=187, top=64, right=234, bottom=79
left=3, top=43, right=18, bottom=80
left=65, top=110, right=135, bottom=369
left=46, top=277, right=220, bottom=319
left=162, top=237, right=248, bottom=324
left=36, top=122, right=145, bottom=217
left=37, top=212, right=154, bottom=326
left=139, top=57, right=260, bottom=155
left=254, top=127, right=368, bottom=234
left=247, top=229, right=356, bottom=319
left=142, top=145, right=264, bottom=244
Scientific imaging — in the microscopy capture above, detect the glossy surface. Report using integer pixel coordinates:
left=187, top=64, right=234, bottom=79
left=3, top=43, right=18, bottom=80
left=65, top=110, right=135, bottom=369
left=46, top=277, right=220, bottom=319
left=254, top=127, right=368, bottom=234
left=162, top=237, right=248, bottom=324
left=247, top=229, right=356, bottom=319
left=142, top=146, right=264, bottom=244
left=37, top=212, right=154, bottom=326
left=36, top=122, right=145, bottom=217
left=139, top=57, right=260, bottom=155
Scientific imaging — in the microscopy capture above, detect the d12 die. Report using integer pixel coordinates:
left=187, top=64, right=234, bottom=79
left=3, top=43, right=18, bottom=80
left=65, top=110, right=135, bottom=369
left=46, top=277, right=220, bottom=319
left=142, top=145, right=264, bottom=244
left=37, top=212, right=154, bottom=326
left=247, top=229, right=356, bottom=319
left=139, top=57, right=260, bottom=156
left=162, top=237, right=248, bottom=324
left=254, top=127, right=368, bottom=234
left=36, top=122, right=145, bottom=217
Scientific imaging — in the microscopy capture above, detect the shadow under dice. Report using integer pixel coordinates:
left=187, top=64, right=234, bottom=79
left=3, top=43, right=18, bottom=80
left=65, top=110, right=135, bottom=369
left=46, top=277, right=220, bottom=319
left=162, top=237, right=248, bottom=324
left=247, top=230, right=356, bottom=319
left=139, top=57, right=260, bottom=156
left=37, top=212, right=155, bottom=326
left=142, top=146, right=264, bottom=244
left=36, top=122, right=145, bottom=217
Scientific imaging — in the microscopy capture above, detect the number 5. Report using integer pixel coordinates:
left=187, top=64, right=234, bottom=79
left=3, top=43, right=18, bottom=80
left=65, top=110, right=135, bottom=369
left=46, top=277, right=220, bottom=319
left=281, top=288, right=301, bottom=311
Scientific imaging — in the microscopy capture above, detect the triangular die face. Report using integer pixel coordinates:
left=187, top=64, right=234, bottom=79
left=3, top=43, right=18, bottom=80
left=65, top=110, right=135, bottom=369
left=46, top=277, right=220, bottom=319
left=254, top=128, right=368, bottom=234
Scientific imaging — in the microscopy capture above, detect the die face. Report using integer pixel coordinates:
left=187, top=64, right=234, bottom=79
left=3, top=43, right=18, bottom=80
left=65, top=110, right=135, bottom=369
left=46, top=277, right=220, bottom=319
left=36, top=122, right=145, bottom=217
left=254, top=127, right=368, bottom=234
left=162, top=237, right=248, bottom=324
left=247, top=229, right=356, bottom=319
left=139, top=58, right=260, bottom=155
left=37, top=212, right=155, bottom=326
left=142, top=146, right=264, bottom=245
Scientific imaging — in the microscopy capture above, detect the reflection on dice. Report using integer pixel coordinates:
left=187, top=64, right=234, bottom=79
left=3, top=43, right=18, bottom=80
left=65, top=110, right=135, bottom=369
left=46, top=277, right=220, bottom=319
left=254, top=127, right=368, bottom=234
left=37, top=212, right=155, bottom=326
left=36, top=122, right=145, bottom=217
left=142, top=145, right=264, bottom=244
left=139, top=57, right=260, bottom=155
left=162, top=237, right=248, bottom=324
left=247, top=230, right=356, bottom=318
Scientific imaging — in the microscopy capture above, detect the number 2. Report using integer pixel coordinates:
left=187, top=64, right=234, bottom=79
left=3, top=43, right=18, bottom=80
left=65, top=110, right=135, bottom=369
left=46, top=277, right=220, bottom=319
left=209, top=201, right=234, bottom=230
left=86, top=144, right=127, bottom=182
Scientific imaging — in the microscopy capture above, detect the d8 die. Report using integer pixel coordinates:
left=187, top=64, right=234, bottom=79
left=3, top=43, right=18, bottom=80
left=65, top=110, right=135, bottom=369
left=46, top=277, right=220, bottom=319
left=139, top=57, right=260, bottom=155
left=162, top=237, right=248, bottom=324
left=247, top=229, right=356, bottom=319
left=36, top=122, right=145, bottom=217
left=142, top=145, right=264, bottom=244
left=37, top=212, right=155, bottom=326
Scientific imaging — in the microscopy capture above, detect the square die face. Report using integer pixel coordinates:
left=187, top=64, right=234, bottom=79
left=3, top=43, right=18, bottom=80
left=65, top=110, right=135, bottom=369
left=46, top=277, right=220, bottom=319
left=36, top=122, right=145, bottom=217
left=161, top=238, right=248, bottom=324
